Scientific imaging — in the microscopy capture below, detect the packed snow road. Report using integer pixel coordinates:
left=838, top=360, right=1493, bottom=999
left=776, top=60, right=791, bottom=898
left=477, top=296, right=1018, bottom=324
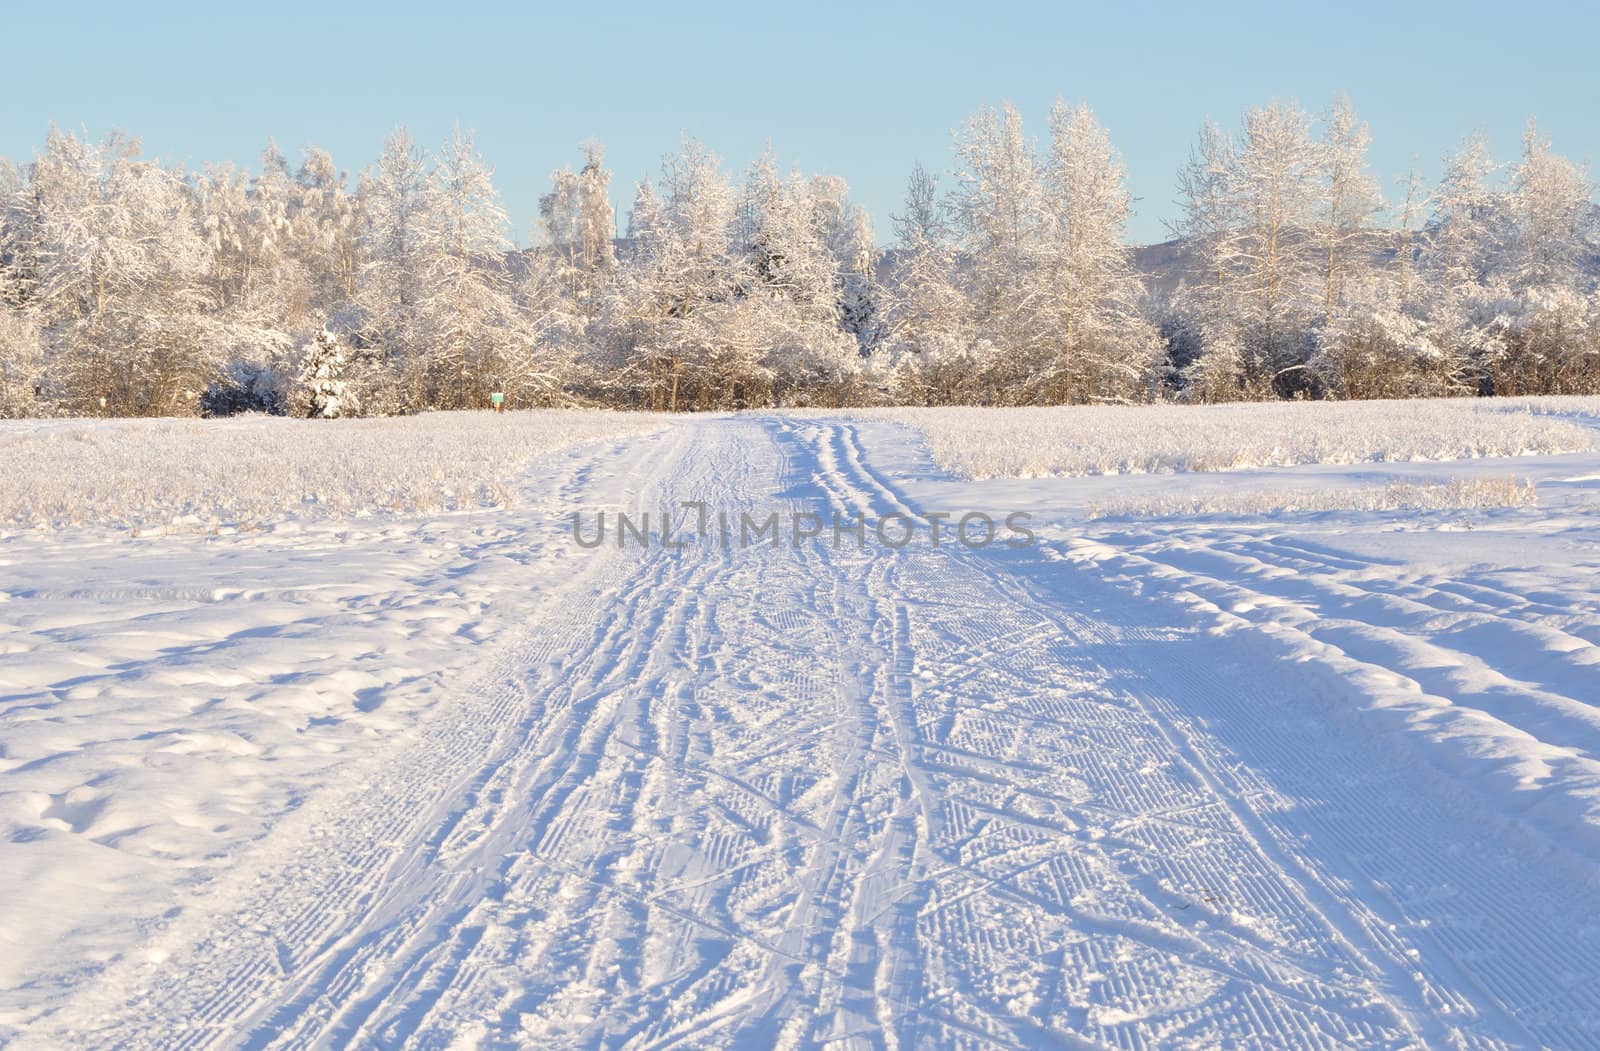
left=13, top=415, right=1600, bottom=1049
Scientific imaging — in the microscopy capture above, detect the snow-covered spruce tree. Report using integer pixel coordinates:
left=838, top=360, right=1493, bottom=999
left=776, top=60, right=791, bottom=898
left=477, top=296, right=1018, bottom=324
left=1032, top=99, right=1160, bottom=403
left=291, top=327, right=359, bottom=418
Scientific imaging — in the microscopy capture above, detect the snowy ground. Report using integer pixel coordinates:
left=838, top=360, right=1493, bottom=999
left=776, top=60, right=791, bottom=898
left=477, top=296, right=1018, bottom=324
left=0, top=409, right=666, bottom=530
left=860, top=397, right=1600, bottom=478
left=3, top=404, right=1600, bottom=1048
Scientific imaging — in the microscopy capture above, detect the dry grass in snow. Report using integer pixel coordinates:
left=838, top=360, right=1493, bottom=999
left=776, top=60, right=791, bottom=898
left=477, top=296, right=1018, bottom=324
left=1086, top=476, right=1539, bottom=519
left=865, top=398, right=1600, bottom=479
left=0, top=410, right=666, bottom=532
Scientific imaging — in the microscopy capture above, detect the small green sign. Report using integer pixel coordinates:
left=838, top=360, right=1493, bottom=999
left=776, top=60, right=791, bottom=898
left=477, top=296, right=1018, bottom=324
left=490, top=392, right=505, bottom=409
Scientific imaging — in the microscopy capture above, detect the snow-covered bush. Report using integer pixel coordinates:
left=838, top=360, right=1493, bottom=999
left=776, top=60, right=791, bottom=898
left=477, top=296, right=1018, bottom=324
left=202, top=357, right=292, bottom=417
left=0, top=305, right=45, bottom=418
left=1487, top=287, right=1600, bottom=396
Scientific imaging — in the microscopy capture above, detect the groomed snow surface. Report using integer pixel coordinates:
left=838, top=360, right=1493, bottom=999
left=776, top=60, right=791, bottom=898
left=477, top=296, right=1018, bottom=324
left=4, top=399, right=1600, bottom=1049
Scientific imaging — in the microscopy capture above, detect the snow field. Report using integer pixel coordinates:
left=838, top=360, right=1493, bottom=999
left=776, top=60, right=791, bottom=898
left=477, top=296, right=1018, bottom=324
left=0, top=428, right=658, bottom=1031
left=0, top=409, right=666, bottom=532
left=4, top=408, right=1600, bottom=1047
left=863, top=396, right=1600, bottom=479
left=1086, top=475, right=1539, bottom=518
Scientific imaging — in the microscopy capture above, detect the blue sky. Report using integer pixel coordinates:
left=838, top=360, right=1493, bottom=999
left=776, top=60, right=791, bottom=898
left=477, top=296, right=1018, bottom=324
left=2, top=0, right=1594, bottom=245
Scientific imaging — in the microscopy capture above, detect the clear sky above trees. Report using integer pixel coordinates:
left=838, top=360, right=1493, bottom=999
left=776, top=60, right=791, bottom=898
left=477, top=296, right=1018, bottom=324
left=1, top=0, right=1595, bottom=244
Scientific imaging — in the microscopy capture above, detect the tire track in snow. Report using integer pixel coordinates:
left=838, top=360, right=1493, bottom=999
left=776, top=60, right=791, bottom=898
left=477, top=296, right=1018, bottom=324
left=1062, top=530, right=1600, bottom=1048
left=27, top=414, right=1600, bottom=1048
left=19, top=428, right=695, bottom=1049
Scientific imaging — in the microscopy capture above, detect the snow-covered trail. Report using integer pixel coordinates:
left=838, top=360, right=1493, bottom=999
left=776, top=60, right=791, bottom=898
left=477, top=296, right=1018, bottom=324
left=23, top=415, right=1600, bottom=1049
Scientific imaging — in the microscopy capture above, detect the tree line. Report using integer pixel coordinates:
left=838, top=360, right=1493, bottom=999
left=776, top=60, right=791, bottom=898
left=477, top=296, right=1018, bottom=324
left=0, top=94, right=1595, bottom=418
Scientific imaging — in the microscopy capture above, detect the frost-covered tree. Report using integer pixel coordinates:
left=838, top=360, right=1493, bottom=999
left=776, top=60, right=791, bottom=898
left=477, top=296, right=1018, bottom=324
left=946, top=100, right=1157, bottom=403
left=26, top=128, right=214, bottom=415
left=611, top=139, right=742, bottom=409
left=1505, top=120, right=1593, bottom=293
left=192, top=145, right=303, bottom=406
left=952, top=101, right=1045, bottom=386
left=1488, top=123, right=1599, bottom=393
left=1231, top=101, right=1321, bottom=393
left=1395, top=163, right=1428, bottom=309
left=1490, top=285, right=1600, bottom=394
left=292, top=147, right=365, bottom=312
left=731, top=164, right=866, bottom=403
left=1033, top=99, right=1159, bottom=402
left=416, top=127, right=521, bottom=409
left=2, top=105, right=1597, bottom=415
left=605, top=145, right=877, bottom=410
left=1305, top=97, right=1412, bottom=397
left=1428, top=132, right=1499, bottom=299
left=885, top=162, right=973, bottom=403
left=0, top=154, right=45, bottom=415
left=1170, top=120, right=1246, bottom=400
left=807, top=174, right=882, bottom=360
left=196, top=144, right=296, bottom=316
left=738, top=164, right=838, bottom=314
left=1411, top=132, right=1503, bottom=393
left=1314, top=95, right=1384, bottom=322
left=357, top=127, right=433, bottom=407
left=538, top=141, right=617, bottom=328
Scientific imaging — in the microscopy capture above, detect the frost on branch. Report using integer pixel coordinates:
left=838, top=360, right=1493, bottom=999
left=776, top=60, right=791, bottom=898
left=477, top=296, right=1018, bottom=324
left=0, top=108, right=1595, bottom=416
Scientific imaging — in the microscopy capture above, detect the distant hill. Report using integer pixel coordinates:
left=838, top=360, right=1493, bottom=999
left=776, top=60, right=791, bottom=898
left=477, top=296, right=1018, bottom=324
left=516, top=215, right=1599, bottom=301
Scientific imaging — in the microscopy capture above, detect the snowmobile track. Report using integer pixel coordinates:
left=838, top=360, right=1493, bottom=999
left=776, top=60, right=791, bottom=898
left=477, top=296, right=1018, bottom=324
left=26, top=415, right=1600, bottom=1050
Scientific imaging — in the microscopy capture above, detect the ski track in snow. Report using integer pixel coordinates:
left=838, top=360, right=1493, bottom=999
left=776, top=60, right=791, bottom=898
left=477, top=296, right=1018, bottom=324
left=10, top=414, right=1600, bottom=1049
